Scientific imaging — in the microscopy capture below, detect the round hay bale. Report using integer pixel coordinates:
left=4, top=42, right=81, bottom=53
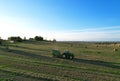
left=96, top=45, right=99, bottom=47
left=70, top=44, right=73, bottom=47
left=113, top=48, right=118, bottom=52
left=97, top=52, right=101, bottom=54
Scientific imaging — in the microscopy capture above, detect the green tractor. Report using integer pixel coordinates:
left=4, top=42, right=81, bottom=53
left=52, top=50, right=74, bottom=59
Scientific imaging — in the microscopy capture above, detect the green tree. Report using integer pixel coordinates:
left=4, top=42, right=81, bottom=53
left=53, top=38, right=56, bottom=42
left=34, top=36, right=44, bottom=41
left=8, top=36, right=23, bottom=42
left=0, top=39, right=2, bottom=44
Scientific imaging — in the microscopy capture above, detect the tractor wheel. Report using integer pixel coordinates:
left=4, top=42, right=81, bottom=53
left=62, top=54, right=66, bottom=59
left=70, top=55, right=74, bottom=59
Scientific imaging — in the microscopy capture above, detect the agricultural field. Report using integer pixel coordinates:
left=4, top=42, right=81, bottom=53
left=0, top=41, right=120, bottom=81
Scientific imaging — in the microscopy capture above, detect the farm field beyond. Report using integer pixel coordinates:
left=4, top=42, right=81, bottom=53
left=0, top=41, right=120, bottom=81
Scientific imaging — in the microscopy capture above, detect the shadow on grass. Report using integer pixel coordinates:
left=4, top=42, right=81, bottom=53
left=9, top=45, right=50, bottom=52
left=74, top=58, right=120, bottom=69
left=0, top=47, right=53, bottom=61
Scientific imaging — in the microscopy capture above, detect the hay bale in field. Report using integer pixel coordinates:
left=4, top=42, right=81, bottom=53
left=96, top=45, right=99, bottom=47
left=113, top=48, right=118, bottom=52
left=70, top=44, right=73, bottom=47
left=97, top=52, right=101, bottom=54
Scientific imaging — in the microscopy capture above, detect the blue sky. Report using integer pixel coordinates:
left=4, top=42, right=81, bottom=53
left=0, top=0, right=120, bottom=41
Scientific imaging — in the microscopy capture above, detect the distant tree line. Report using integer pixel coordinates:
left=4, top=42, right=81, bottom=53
left=0, top=37, right=2, bottom=44
left=5, top=36, right=56, bottom=42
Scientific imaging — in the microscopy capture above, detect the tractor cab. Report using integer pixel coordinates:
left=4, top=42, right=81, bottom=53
left=62, top=50, right=74, bottom=59
left=52, top=50, right=74, bottom=59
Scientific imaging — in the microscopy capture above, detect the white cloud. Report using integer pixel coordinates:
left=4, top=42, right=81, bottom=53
left=50, top=27, right=120, bottom=41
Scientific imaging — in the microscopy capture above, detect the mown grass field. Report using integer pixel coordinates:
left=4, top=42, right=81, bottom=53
left=0, top=41, right=120, bottom=81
